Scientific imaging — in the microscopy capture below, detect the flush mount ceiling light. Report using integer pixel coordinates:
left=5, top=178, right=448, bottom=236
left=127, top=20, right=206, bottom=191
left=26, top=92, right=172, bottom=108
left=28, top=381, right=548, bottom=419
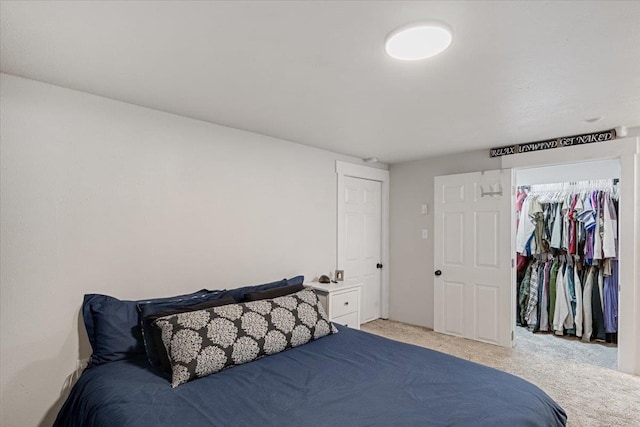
left=385, top=22, right=453, bottom=60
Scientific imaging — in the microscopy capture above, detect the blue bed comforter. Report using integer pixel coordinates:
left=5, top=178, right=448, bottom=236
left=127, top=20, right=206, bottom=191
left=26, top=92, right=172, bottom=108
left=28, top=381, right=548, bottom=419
left=54, top=326, right=566, bottom=426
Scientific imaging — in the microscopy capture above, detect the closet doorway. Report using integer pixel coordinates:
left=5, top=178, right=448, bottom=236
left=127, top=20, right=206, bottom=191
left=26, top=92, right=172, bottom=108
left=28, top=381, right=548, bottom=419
left=514, top=159, right=620, bottom=370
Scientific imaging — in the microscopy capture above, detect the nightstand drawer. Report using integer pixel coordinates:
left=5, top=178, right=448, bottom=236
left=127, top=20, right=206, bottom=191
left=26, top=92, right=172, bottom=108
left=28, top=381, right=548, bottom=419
left=331, top=289, right=359, bottom=318
left=332, top=311, right=359, bottom=330
left=306, top=282, right=362, bottom=330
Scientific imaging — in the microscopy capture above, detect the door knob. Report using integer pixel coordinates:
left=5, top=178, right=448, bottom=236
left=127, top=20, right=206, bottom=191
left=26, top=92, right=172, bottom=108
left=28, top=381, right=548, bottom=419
left=434, top=270, right=442, bottom=276
left=376, top=263, right=383, bottom=269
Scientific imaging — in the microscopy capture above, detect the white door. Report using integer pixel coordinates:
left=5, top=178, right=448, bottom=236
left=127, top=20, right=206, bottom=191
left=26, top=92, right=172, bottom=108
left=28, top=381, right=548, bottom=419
left=433, top=170, right=514, bottom=347
left=339, top=176, right=382, bottom=323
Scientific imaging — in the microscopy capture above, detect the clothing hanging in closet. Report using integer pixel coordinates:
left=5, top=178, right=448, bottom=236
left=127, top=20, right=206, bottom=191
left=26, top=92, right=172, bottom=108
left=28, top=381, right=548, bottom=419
left=515, top=180, right=618, bottom=344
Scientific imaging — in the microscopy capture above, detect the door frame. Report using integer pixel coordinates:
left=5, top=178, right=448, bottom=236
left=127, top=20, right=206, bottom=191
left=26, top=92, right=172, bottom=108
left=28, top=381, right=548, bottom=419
left=336, top=161, right=390, bottom=319
left=501, top=136, right=639, bottom=375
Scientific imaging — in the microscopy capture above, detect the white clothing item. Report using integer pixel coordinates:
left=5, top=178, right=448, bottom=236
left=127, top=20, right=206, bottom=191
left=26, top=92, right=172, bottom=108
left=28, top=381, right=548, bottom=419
left=561, top=197, right=570, bottom=251
left=579, top=195, right=596, bottom=230
left=516, top=197, right=536, bottom=255
left=573, top=197, right=584, bottom=219
left=574, top=265, right=583, bottom=338
left=553, top=264, right=570, bottom=332
left=529, top=198, right=544, bottom=255
left=550, top=204, right=563, bottom=249
left=602, top=194, right=617, bottom=258
left=593, top=193, right=603, bottom=260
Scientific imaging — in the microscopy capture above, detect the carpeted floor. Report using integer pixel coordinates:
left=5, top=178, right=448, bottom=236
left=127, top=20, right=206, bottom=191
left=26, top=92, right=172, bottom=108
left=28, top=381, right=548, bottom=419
left=514, top=325, right=618, bottom=371
left=361, top=319, right=640, bottom=427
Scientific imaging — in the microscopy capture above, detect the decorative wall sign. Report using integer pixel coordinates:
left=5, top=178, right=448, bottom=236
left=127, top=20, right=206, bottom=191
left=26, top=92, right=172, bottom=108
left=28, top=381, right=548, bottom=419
left=489, top=129, right=616, bottom=158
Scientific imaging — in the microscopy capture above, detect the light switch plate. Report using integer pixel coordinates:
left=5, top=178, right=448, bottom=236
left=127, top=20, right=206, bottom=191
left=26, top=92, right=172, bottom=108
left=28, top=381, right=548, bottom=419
left=422, top=229, right=429, bottom=239
left=420, top=204, right=429, bottom=215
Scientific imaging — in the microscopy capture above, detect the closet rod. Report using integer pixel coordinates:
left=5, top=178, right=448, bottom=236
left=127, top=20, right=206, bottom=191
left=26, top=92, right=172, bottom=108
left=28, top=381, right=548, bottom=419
left=520, top=179, right=619, bottom=202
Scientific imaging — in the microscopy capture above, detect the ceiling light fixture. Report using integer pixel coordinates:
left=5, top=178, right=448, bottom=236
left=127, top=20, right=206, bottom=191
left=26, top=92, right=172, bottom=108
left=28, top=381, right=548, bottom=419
left=385, top=21, right=453, bottom=60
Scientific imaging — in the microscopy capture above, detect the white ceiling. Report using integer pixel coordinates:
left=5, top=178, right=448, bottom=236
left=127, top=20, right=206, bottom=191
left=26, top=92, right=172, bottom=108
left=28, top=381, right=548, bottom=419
left=2, top=1, right=639, bottom=164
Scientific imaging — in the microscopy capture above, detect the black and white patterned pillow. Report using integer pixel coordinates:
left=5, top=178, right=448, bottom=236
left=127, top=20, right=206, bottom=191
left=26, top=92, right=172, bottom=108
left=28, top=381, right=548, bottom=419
left=154, top=288, right=338, bottom=387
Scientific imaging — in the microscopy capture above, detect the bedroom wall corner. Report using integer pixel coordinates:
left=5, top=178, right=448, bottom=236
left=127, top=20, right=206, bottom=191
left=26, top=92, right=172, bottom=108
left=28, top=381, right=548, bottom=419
left=0, top=73, right=387, bottom=427
left=388, top=150, right=500, bottom=329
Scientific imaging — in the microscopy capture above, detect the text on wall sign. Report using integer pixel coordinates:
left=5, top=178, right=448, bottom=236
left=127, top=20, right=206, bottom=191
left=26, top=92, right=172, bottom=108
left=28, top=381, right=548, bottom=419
left=489, top=129, right=616, bottom=158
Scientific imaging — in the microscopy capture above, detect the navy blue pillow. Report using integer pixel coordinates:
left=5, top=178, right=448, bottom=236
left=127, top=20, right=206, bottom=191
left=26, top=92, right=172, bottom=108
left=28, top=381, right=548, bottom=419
left=243, top=283, right=305, bottom=302
left=286, top=275, right=305, bottom=287
left=216, top=278, right=288, bottom=301
left=83, top=289, right=214, bottom=366
left=214, top=275, right=304, bottom=301
left=217, top=275, right=305, bottom=301
left=137, top=292, right=229, bottom=369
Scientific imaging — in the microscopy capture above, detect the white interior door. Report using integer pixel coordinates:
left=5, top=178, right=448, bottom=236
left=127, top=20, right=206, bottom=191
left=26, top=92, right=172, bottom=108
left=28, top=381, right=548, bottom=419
left=434, top=170, right=514, bottom=347
left=339, top=176, right=382, bottom=323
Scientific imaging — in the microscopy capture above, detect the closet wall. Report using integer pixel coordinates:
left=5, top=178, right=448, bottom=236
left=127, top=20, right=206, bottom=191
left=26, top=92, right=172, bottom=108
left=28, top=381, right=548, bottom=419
left=516, top=159, right=620, bottom=186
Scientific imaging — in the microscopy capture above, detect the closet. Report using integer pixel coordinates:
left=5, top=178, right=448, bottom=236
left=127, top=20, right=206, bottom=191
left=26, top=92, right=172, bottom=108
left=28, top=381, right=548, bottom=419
left=514, top=160, right=620, bottom=363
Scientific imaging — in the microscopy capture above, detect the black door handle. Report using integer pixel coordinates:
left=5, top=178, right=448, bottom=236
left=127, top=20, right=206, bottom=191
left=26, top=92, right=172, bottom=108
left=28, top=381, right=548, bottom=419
left=376, top=263, right=383, bottom=269
left=434, top=270, right=442, bottom=276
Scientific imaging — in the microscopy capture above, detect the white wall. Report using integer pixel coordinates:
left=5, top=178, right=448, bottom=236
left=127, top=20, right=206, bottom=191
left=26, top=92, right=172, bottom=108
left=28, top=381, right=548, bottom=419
left=626, top=125, right=640, bottom=138
left=388, top=150, right=500, bottom=328
left=0, top=73, right=387, bottom=427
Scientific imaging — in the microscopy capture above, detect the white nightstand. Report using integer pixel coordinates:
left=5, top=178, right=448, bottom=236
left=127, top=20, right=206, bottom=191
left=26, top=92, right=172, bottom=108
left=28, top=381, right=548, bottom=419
left=306, top=282, right=362, bottom=330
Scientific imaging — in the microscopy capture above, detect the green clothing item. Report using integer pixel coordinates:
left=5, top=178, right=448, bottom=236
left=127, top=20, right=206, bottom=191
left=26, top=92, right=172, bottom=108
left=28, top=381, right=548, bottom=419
left=549, top=260, right=560, bottom=327
left=519, top=262, right=533, bottom=325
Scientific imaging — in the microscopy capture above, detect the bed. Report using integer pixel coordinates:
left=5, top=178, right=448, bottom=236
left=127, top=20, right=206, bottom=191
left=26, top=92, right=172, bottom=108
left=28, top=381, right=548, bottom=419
left=55, top=279, right=566, bottom=426
left=54, top=324, right=566, bottom=426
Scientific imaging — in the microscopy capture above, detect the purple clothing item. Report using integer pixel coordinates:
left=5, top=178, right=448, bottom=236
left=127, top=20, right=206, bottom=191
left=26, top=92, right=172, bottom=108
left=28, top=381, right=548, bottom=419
left=604, top=261, right=619, bottom=333
left=585, top=228, right=594, bottom=263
